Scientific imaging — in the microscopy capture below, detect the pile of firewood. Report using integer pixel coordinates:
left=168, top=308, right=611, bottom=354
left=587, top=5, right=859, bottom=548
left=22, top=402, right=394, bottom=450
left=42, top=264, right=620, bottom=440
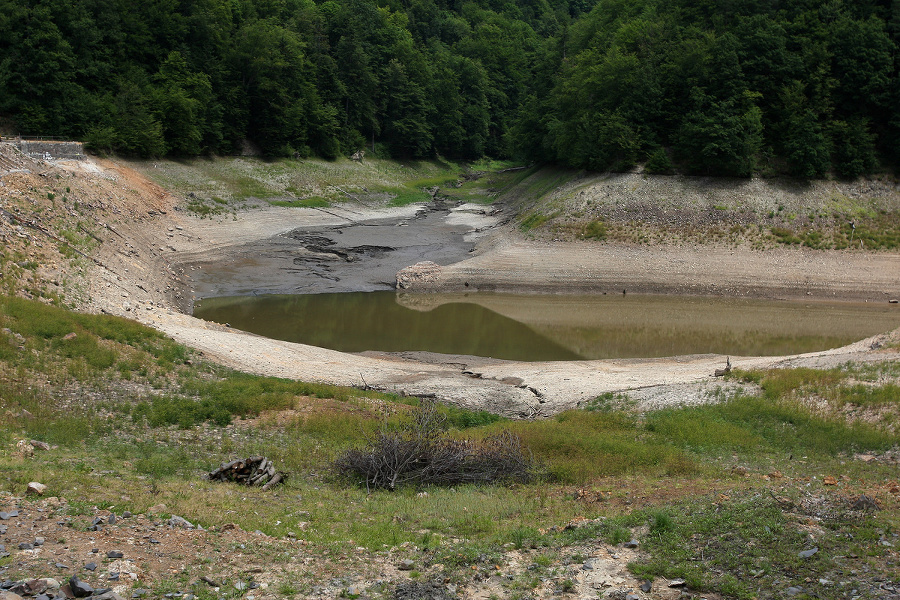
left=207, top=456, right=286, bottom=490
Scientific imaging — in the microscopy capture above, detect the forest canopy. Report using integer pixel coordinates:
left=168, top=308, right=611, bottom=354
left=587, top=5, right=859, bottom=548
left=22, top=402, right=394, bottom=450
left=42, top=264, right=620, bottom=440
left=1, top=0, right=898, bottom=177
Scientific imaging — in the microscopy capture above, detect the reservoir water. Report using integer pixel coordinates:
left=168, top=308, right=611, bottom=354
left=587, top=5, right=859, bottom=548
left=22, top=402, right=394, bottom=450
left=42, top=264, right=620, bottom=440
left=193, top=292, right=900, bottom=361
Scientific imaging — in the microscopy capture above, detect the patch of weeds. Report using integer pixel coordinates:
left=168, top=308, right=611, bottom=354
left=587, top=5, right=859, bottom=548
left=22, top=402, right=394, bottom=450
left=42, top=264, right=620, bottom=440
left=185, top=197, right=227, bottom=217
left=388, top=189, right=431, bottom=206
left=232, top=176, right=278, bottom=199
left=837, top=383, right=900, bottom=408
left=179, top=371, right=401, bottom=422
left=582, top=392, right=631, bottom=412
left=645, top=408, right=762, bottom=451
left=608, top=526, right=632, bottom=545
left=132, top=395, right=232, bottom=428
left=24, top=415, right=94, bottom=447
left=757, top=367, right=847, bottom=400
left=648, top=509, right=674, bottom=535
left=269, top=197, right=330, bottom=208
left=520, top=212, right=551, bottom=232
left=433, top=403, right=505, bottom=429
left=579, top=220, right=607, bottom=240
left=509, top=525, right=542, bottom=549
left=629, top=492, right=890, bottom=600
left=468, top=158, right=523, bottom=172
left=435, top=543, right=496, bottom=568
left=504, top=410, right=692, bottom=484
left=802, top=230, right=826, bottom=249
left=771, top=227, right=802, bottom=245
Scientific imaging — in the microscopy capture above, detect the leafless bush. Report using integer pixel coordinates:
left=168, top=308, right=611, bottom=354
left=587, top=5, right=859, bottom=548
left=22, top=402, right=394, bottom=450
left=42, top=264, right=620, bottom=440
left=333, top=400, right=540, bottom=491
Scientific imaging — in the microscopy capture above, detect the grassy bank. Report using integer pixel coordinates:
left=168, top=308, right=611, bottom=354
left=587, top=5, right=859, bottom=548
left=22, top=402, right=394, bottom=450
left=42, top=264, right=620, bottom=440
left=497, top=168, right=900, bottom=250
left=1, top=295, right=898, bottom=598
left=126, top=156, right=522, bottom=215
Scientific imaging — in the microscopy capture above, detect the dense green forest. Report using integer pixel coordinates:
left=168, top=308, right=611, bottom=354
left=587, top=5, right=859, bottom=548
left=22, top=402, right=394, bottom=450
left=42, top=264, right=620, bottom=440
left=0, top=0, right=898, bottom=177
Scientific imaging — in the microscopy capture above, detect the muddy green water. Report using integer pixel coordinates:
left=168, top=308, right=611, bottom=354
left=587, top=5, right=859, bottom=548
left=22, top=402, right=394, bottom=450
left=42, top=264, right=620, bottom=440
left=193, top=292, right=900, bottom=361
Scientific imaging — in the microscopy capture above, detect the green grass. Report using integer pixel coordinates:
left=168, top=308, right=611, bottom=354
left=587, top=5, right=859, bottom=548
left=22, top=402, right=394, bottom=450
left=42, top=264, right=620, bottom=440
left=269, top=197, right=330, bottom=208
left=770, top=214, right=900, bottom=250
left=388, top=189, right=432, bottom=206
left=837, top=383, right=900, bottom=407
left=130, top=156, right=480, bottom=210
left=385, top=173, right=461, bottom=206
left=579, top=219, right=608, bottom=240
left=185, top=197, right=229, bottom=217
left=519, top=212, right=551, bottom=232
left=629, top=491, right=895, bottom=599
left=2, top=295, right=899, bottom=597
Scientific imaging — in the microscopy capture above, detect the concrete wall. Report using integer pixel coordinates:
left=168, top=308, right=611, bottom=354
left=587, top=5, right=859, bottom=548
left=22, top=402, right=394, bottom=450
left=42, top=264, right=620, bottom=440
left=17, top=140, right=85, bottom=160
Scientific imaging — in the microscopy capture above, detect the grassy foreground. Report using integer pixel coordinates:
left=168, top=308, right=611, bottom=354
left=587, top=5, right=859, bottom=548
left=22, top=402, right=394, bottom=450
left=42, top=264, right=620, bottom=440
left=1, top=295, right=898, bottom=599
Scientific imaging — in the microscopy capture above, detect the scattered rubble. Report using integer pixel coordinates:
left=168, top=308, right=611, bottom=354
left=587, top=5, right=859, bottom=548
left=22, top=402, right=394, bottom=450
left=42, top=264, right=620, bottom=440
left=206, top=456, right=286, bottom=490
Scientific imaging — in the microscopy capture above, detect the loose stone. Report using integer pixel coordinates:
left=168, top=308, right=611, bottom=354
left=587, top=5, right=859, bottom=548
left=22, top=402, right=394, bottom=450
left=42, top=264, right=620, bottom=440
left=68, top=575, right=93, bottom=598
left=26, top=482, right=47, bottom=496
left=168, top=516, right=194, bottom=529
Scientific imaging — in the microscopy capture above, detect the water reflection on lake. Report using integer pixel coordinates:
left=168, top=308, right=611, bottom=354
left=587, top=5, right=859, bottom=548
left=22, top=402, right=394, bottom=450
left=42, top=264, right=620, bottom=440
left=193, top=292, right=900, bottom=361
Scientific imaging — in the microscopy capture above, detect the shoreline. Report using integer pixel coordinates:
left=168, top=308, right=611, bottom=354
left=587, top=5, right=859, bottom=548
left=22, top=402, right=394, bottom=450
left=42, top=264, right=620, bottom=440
left=78, top=158, right=900, bottom=417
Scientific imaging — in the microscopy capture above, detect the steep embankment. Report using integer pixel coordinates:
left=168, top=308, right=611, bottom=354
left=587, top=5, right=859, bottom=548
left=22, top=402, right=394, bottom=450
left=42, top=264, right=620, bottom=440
left=399, top=168, right=900, bottom=301
left=2, top=150, right=899, bottom=417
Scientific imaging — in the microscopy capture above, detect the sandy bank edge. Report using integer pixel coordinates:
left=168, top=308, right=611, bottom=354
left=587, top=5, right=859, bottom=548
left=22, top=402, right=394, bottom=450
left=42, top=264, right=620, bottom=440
left=82, top=159, right=900, bottom=417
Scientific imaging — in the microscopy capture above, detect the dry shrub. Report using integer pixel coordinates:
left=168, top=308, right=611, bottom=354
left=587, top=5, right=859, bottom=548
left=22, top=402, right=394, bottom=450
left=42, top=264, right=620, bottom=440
left=334, top=400, right=539, bottom=491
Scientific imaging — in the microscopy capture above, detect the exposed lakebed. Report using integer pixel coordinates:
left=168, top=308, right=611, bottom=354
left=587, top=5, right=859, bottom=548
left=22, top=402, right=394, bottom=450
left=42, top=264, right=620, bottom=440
left=187, top=200, right=899, bottom=361
left=185, top=200, right=496, bottom=299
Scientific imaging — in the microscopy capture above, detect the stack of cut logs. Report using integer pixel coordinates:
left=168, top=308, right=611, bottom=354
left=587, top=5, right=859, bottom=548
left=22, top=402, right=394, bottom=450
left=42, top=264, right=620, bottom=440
left=207, top=456, right=286, bottom=490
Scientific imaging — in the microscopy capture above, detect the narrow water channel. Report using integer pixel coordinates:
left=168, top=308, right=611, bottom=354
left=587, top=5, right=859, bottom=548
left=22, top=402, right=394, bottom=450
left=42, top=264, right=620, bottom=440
left=193, top=292, right=900, bottom=361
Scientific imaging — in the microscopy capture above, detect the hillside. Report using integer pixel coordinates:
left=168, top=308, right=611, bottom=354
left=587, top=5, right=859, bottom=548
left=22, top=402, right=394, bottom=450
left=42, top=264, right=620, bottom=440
left=1, top=0, right=899, bottom=177
left=1, top=150, right=899, bottom=600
